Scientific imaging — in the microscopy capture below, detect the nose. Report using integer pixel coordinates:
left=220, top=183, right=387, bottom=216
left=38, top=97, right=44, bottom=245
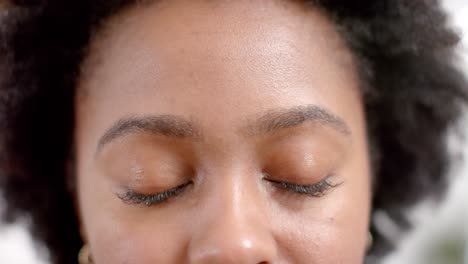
left=187, top=179, right=277, bottom=263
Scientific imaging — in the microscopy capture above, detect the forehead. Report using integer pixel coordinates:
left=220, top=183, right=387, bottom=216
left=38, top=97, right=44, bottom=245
left=76, top=0, right=362, bottom=140
left=79, top=0, right=357, bottom=94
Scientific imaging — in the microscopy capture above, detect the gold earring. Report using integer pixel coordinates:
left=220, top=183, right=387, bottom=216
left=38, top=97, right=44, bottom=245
left=78, top=244, right=94, bottom=264
left=367, top=231, right=373, bottom=251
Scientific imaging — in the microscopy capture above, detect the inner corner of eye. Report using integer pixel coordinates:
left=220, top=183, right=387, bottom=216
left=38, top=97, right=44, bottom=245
left=325, top=175, right=345, bottom=187
left=114, top=184, right=141, bottom=196
left=115, top=189, right=133, bottom=201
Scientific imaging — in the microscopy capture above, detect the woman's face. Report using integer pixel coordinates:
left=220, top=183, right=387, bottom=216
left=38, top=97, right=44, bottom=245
left=75, top=1, right=371, bottom=263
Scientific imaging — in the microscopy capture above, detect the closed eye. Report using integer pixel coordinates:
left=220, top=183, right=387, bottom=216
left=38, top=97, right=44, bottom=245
left=117, top=181, right=193, bottom=207
left=117, top=175, right=341, bottom=207
left=264, top=175, right=342, bottom=197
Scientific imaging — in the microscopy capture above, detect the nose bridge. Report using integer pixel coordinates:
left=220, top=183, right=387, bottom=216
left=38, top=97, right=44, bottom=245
left=187, top=168, right=276, bottom=263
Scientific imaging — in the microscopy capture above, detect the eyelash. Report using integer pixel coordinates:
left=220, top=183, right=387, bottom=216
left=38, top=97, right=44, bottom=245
left=263, top=175, right=341, bottom=198
left=117, top=181, right=193, bottom=207
left=117, top=175, right=340, bottom=207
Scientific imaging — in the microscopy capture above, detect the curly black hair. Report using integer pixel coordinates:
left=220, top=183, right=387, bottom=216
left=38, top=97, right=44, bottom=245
left=0, top=0, right=467, bottom=263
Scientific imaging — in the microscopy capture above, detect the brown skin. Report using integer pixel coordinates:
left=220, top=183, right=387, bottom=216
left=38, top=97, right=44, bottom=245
left=75, top=0, right=371, bottom=263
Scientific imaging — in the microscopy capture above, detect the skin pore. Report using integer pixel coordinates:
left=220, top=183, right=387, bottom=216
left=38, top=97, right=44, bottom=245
left=75, top=0, right=371, bottom=263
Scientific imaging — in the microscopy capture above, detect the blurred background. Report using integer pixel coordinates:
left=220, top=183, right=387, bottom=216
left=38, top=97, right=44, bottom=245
left=381, top=1, right=468, bottom=263
left=0, top=0, right=467, bottom=263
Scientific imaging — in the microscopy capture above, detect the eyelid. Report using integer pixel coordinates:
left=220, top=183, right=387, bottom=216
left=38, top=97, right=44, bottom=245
left=117, top=181, right=192, bottom=207
left=263, top=174, right=342, bottom=197
left=117, top=173, right=341, bottom=206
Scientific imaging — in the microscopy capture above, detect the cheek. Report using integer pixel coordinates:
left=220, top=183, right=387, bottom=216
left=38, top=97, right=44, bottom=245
left=274, top=168, right=370, bottom=263
left=85, top=209, right=189, bottom=263
left=275, top=197, right=369, bottom=263
left=77, top=170, right=185, bottom=263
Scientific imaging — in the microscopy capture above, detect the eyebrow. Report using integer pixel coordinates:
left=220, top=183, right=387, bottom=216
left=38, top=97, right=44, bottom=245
left=243, top=105, right=351, bottom=137
left=96, top=115, right=199, bottom=154
left=96, top=105, right=351, bottom=154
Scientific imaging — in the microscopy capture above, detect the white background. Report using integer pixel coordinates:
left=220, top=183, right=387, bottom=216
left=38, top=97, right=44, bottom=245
left=1, top=1, right=467, bottom=263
